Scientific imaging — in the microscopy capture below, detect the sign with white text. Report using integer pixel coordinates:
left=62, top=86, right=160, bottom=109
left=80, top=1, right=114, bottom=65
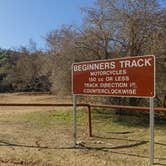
left=72, top=55, right=155, bottom=97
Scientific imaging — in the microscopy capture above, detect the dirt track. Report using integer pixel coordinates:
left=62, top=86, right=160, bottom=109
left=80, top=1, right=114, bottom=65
left=0, top=93, right=165, bottom=166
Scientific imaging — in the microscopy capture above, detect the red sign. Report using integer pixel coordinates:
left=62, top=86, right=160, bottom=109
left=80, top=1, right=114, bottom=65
left=72, top=55, right=155, bottom=97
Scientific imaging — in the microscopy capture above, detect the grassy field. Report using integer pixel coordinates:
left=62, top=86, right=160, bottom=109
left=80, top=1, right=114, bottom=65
left=0, top=93, right=165, bottom=166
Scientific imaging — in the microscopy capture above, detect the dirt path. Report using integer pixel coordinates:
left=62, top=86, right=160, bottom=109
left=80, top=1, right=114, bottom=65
left=0, top=93, right=165, bottom=166
left=0, top=93, right=72, bottom=115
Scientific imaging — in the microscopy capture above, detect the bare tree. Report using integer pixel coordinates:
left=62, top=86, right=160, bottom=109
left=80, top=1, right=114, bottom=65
left=46, top=0, right=165, bottom=102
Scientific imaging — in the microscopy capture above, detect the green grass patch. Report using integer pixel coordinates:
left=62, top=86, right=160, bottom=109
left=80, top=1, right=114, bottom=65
left=1, top=108, right=165, bottom=133
left=17, top=109, right=87, bottom=128
left=91, top=108, right=166, bottom=134
left=92, top=108, right=166, bottom=127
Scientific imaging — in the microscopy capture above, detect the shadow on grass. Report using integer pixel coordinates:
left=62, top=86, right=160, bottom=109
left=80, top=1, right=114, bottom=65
left=108, top=131, right=135, bottom=134
left=0, top=140, right=166, bottom=161
left=92, top=109, right=166, bottom=128
left=87, top=141, right=148, bottom=149
left=94, top=135, right=166, bottom=146
left=82, top=144, right=166, bottom=161
left=107, top=150, right=166, bottom=161
left=0, top=140, right=148, bottom=150
left=155, top=142, right=166, bottom=146
left=0, top=140, right=72, bottom=150
left=0, top=140, right=147, bottom=150
left=93, top=109, right=148, bottom=128
left=0, top=140, right=148, bottom=152
left=94, top=135, right=145, bottom=142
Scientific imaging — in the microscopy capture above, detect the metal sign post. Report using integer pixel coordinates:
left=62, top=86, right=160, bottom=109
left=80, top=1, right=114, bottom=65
left=73, top=94, right=77, bottom=147
left=150, top=97, right=154, bottom=166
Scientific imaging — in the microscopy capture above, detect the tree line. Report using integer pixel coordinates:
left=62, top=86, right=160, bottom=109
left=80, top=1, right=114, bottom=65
left=0, top=0, right=165, bottom=107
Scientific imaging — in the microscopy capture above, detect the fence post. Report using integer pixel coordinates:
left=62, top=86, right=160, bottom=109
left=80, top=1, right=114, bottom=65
left=88, top=105, right=92, bottom=137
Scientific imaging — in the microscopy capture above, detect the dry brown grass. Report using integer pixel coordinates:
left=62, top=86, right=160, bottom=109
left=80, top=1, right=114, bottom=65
left=0, top=93, right=165, bottom=166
